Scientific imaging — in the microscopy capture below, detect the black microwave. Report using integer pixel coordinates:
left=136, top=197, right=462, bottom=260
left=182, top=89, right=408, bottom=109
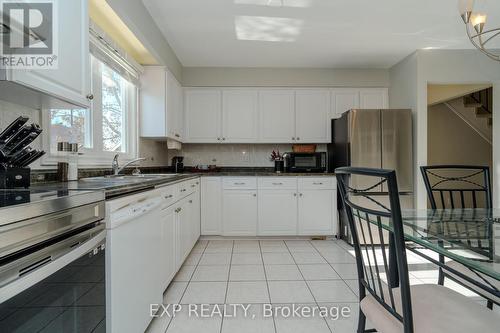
left=284, top=152, right=327, bottom=173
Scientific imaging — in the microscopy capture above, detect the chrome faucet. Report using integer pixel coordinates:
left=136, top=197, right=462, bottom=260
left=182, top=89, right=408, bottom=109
left=112, top=154, right=146, bottom=175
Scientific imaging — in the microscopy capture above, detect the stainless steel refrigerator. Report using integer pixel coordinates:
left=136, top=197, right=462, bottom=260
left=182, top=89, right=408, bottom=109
left=328, top=109, right=414, bottom=244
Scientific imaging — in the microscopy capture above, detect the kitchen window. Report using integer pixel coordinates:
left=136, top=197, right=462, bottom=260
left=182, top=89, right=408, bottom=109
left=43, top=26, right=140, bottom=166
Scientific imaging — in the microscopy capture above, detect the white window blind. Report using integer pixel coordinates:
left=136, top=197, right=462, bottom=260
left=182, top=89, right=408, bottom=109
left=89, top=21, right=143, bottom=86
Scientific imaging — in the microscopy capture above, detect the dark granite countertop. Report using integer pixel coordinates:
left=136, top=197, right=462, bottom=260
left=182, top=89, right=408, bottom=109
left=32, top=174, right=200, bottom=199
left=31, top=168, right=335, bottom=199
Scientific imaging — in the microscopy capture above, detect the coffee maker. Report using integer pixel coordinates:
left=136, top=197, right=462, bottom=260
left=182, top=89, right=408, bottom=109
left=171, top=156, right=184, bottom=173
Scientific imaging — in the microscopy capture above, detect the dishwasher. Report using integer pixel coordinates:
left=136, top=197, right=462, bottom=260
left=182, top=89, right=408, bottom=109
left=106, top=188, right=165, bottom=333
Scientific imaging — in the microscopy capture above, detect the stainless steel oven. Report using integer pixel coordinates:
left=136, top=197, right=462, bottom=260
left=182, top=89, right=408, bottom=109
left=284, top=152, right=327, bottom=173
left=0, top=192, right=106, bottom=333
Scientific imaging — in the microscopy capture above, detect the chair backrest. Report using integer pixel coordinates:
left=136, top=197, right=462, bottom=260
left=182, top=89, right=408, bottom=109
left=336, top=167, right=413, bottom=332
left=420, top=165, right=492, bottom=209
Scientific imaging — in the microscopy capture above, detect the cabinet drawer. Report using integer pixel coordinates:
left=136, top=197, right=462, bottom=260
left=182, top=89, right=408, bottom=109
left=258, top=177, right=297, bottom=190
left=160, top=184, right=178, bottom=207
left=187, top=178, right=200, bottom=191
left=223, top=177, right=257, bottom=190
left=298, top=177, right=336, bottom=190
left=178, top=180, right=195, bottom=197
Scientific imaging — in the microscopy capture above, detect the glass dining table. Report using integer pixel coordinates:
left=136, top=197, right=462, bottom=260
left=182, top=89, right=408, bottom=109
left=394, top=208, right=500, bottom=298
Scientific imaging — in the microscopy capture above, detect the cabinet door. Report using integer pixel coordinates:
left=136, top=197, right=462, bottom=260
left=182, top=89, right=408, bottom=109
left=259, top=90, right=295, bottom=143
left=184, top=89, right=221, bottom=142
left=298, top=190, right=336, bottom=235
left=332, top=89, right=359, bottom=119
left=201, top=177, right=222, bottom=235
left=222, top=90, right=258, bottom=142
left=176, top=199, right=191, bottom=268
left=140, top=67, right=167, bottom=137
left=258, top=190, right=298, bottom=235
left=359, top=88, right=389, bottom=109
left=160, top=205, right=176, bottom=289
left=10, top=0, right=90, bottom=108
left=166, top=72, right=184, bottom=140
left=188, top=191, right=201, bottom=247
left=222, top=190, right=257, bottom=236
left=295, top=90, right=330, bottom=143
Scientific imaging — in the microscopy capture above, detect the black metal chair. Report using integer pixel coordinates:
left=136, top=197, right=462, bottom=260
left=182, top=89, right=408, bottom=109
left=420, top=165, right=498, bottom=308
left=336, top=167, right=500, bottom=333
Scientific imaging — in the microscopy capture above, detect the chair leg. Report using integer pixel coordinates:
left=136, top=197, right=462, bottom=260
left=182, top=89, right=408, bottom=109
left=437, top=267, right=445, bottom=285
left=357, top=310, right=367, bottom=333
left=487, top=300, right=494, bottom=310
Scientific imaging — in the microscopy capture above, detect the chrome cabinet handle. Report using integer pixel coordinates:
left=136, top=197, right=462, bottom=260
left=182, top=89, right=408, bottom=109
left=253, top=193, right=257, bottom=197
left=234, top=182, right=245, bottom=185
left=86, top=94, right=94, bottom=100
left=272, top=182, right=283, bottom=185
left=292, top=137, right=295, bottom=140
left=180, top=189, right=187, bottom=192
left=296, top=137, right=300, bottom=140
left=299, top=193, right=303, bottom=197
left=165, top=194, right=173, bottom=199
left=313, top=182, right=323, bottom=185
left=293, top=193, right=297, bottom=196
left=189, top=200, right=193, bottom=203
left=217, top=138, right=221, bottom=141
left=175, top=207, right=182, bottom=213
left=222, top=137, right=226, bottom=141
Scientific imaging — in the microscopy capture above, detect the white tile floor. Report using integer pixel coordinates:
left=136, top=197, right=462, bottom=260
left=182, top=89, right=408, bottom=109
left=147, top=239, right=492, bottom=333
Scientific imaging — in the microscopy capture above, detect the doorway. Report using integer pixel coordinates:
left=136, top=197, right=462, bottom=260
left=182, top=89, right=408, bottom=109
left=426, top=84, right=493, bottom=205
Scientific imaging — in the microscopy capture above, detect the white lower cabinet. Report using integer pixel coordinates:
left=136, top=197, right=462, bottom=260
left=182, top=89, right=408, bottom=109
left=160, top=205, right=176, bottom=290
left=202, top=176, right=337, bottom=237
left=258, top=190, right=298, bottom=235
left=175, top=197, right=192, bottom=269
left=298, top=189, right=336, bottom=235
left=201, top=177, right=222, bottom=235
left=222, top=190, right=258, bottom=236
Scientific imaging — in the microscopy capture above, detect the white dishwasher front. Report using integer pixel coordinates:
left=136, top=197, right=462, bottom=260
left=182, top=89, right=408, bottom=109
left=106, top=190, right=164, bottom=333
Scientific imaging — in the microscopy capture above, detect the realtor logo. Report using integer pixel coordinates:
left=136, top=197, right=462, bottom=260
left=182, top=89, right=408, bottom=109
left=1, top=0, right=58, bottom=69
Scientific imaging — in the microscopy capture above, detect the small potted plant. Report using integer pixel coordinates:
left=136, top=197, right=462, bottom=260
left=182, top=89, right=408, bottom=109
left=270, top=150, right=284, bottom=173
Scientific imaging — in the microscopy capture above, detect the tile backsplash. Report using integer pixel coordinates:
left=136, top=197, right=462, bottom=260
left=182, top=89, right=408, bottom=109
left=174, top=144, right=327, bottom=167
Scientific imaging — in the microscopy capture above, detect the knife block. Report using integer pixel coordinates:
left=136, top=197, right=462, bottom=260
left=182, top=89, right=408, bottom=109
left=0, top=168, right=31, bottom=188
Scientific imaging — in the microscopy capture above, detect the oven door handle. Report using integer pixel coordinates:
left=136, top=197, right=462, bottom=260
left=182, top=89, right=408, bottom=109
left=0, top=230, right=106, bottom=304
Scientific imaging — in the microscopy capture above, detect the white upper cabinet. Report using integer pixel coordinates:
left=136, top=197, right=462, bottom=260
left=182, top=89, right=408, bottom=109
left=1, top=0, right=91, bottom=108
left=222, top=90, right=259, bottom=142
left=259, top=90, right=295, bottom=143
left=295, top=90, right=330, bottom=143
left=140, top=67, right=184, bottom=141
left=167, top=72, right=184, bottom=140
left=184, top=89, right=222, bottom=142
left=183, top=87, right=388, bottom=143
left=359, top=88, right=389, bottom=109
left=331, top=89, right=360, bottom=119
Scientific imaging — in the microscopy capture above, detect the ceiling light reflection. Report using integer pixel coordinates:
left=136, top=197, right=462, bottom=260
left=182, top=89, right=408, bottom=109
left=234, top=0, right=312, bottom=8
left=235, top=16, right=303, bottom=42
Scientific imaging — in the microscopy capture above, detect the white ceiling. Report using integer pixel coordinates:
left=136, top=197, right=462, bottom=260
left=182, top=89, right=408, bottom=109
left=142, top=0, right=500, bottom=68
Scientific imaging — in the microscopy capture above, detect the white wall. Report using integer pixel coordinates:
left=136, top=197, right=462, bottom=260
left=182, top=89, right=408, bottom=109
left=106, top=0, right=183, bottom=81
left=389, top=52, right=419, bottom=208
left=182, top=67, right=389, bottom=87
left=390, top=49, right=500, bottom=209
